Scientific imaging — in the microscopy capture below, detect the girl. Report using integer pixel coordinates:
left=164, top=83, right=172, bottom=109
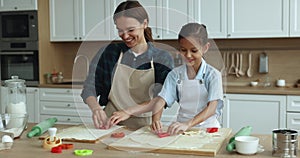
left=109, top=23, right=223, bottom=135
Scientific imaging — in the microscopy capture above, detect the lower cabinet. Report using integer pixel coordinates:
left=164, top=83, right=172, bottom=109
left=223, top=94, right=286, bottom=134
left=0, top=87, right=39, bottom=123
left=286, top=95, right=300, bottom=131
left=26, top=87, right=39, bottom=123
left=39, top=88, right=92, bottom=125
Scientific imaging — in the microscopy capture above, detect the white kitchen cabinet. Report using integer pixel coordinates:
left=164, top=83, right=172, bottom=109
left=0, top=0, right=37, bottom=11
left=193, top=0, right=227, bottom=38
left=286, top=95, right=300, bottom=130
left=290, top=0, right=300, bottom=36
left=26, top=87, right=39, bottom=123
left=49, top=0, right=112, bottom=41
left=0, top=86, right=5, bottom=113
left=227, top=0, right=289, bottom=38
left=39, top=88, right=92, bottom=124
left=0, top=87, right=39, bottom=123
left=223, top=94, right=286, bottom=134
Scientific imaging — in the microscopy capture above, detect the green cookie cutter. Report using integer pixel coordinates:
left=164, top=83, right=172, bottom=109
left=74, top=149, right=93, bottom=156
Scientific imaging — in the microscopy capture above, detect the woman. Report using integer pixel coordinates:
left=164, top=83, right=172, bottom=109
left=108, top=23, right=223, bottom=135
left=81, top=1, right=174, bottom=130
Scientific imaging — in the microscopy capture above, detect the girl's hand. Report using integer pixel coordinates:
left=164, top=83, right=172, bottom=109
left=91, top=107, right=108, bottom=129
left=106, top=110, right=130, bottom=128
left=151, top=120, right=163, bottom=134
left=167, top=121, right=191, bottom=135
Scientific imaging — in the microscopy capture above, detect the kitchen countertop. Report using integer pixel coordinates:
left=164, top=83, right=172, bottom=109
left=0, top=124, right=287, bottom=158
left=39, top=83, right=300, bottom=95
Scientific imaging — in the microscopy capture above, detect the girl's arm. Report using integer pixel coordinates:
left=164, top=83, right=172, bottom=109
left=167, top=100, right=218, bottom=135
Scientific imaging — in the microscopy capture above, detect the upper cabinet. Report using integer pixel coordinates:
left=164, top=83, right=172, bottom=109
left=227, top=0, right=289, bottom=38
left=49, top=0, right=300, bottom=41
left=193, top=0, right=227, bottom=38
left=0, top=0, right=37, bottom=11
left=50, top=0, right=112, bottom=41
left=290, top=0, right=300, bottom=36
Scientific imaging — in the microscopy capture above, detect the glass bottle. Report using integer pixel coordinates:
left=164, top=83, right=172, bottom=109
left=4, top=76, right=27, bottom=114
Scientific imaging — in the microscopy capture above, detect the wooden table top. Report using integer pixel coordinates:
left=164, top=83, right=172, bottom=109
left=0, top=124, right=286, bottom=158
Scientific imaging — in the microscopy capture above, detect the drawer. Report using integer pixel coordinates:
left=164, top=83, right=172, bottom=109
left=39, top=88, right=83, bottom=102
left=286, top=113, right=300, bottom=130
left=40, top=101, right=92, bottom=117
left=287, top=96, right=300, bottom=112
left=40, top=114, right=92, bottom=125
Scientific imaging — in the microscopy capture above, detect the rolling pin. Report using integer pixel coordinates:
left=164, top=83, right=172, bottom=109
left=27, top=117, right=58, bottom=138
left=226, top=126, right=252, bottom=152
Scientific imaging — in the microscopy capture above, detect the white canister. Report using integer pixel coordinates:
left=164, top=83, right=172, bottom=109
left=276, top=79, right=286, bottom=87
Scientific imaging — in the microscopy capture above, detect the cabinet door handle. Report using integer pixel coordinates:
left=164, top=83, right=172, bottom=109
left=67, top=118, right=71, bottom=121
left=66, top=90, right=70, bottom=93
left=67, top=104, right=71, bottom=107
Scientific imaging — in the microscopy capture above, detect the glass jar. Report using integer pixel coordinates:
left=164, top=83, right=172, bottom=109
left=4, top=76, right=27, bottom=114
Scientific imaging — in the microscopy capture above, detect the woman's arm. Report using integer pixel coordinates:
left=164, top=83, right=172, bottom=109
left=107, top=97, right=166, bottom=128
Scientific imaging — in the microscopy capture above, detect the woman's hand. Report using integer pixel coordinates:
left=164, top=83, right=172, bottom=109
left=91, top=107, right=108, bottom=129
left=151, top=120, right=163, bottom=133
left=167, top=121, right=191, bottom=135
left=107, top=110, right=131, bottom=128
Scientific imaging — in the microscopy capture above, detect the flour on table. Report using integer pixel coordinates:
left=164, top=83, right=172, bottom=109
left=56, top=124, right=122, bottom=141
left=127, top=127, right=219, bottom=149
left=129, top=128, right=179, bottom=147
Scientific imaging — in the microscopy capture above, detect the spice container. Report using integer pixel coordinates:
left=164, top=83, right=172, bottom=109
left=57, top=72, right=63, bottom=83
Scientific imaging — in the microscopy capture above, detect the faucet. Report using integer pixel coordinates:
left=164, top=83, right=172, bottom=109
left=74, top=55, right=90, bottom=76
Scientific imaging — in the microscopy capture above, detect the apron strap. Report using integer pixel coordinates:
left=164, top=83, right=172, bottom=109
left=150, top=58, right=154, bottom=68
left=117, top=52, right=123, bottom=64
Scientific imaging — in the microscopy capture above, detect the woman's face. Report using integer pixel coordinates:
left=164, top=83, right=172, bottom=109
left=115, top=16, right=147, bottom=48
left=179, top=36, right=209, bottom=71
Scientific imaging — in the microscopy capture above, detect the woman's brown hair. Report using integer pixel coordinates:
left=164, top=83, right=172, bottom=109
left=113, top=1, right=153, bottom=42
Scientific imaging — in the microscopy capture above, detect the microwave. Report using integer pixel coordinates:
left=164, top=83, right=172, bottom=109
left=0, top=10, right=38, bottom=51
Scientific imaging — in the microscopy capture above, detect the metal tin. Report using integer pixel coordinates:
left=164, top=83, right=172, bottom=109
left=272, top=129, right=298, bottom=158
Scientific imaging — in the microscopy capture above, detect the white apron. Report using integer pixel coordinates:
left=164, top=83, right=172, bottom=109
left=177, top=65, right=220, bottom=128
left=106, top=52, right=154, bottom=129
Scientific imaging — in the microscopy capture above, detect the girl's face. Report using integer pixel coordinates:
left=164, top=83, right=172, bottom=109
left=115, top=16, right=147, bottom=48
left=179, top=36, right=209, bottom=71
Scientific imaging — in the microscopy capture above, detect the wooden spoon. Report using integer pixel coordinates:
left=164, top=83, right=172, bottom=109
left=247, top=52, right=253, bottom=77
left=235, top=53, right=240, bottom=77
left=228, top=52, right=236, bottom=75
left=238, top=53, right=245, bottom=76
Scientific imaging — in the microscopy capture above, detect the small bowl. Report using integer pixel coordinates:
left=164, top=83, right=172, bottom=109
left=0, top=113, right=28, bottom=138
left=235, top=136, right=260, bottom=155
left=250, top=81, right=258, bottom=87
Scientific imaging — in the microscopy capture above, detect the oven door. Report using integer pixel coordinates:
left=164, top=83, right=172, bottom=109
left=0, top=51, right=39, bottom=86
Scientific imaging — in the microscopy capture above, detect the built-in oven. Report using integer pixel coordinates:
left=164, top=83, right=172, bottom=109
left=0, top=10, right=38, bottom=50
left=0, top=51, right=39, bottom=86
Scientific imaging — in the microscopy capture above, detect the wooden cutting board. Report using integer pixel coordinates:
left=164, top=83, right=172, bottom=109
left=39, top=124, right=123, bottom=143
left=108, top=126, right=232, bottom=157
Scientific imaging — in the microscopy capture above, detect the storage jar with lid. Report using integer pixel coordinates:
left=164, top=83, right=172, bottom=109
left=4, top=76, right=27, bottom=114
